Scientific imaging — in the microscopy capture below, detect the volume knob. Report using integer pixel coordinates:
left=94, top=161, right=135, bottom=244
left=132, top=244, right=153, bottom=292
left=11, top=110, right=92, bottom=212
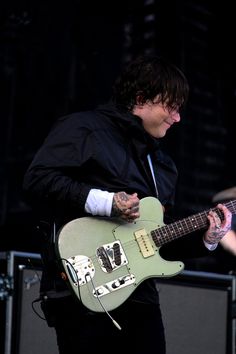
left=112, top=280, right=120, bottom=289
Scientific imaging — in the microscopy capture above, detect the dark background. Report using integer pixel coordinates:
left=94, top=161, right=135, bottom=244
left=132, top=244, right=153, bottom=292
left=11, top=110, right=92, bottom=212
left=1, top=1, right=236, bottom=264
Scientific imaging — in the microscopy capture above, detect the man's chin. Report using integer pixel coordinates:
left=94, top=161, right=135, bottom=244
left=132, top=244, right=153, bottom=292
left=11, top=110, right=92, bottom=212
left=148, top=129, right=167, bottom=138
left=156, top=130, right=167, bottom=138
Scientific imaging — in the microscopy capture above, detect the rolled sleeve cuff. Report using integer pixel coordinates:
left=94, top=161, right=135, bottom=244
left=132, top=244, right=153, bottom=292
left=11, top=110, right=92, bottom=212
left=85, top=189, right=114, bottom=216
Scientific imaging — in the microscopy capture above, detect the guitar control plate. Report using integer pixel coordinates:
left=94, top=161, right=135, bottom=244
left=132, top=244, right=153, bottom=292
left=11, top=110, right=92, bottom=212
left=93, top=273, right=135, bottom=298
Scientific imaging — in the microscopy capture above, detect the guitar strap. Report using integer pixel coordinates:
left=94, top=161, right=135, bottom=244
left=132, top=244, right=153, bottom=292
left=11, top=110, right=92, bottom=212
left=147, top=154, right=159, bottom=198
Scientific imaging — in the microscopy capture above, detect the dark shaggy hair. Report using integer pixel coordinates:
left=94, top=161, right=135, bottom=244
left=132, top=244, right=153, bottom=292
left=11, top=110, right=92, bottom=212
left=112, top=55, right=189, bottom=112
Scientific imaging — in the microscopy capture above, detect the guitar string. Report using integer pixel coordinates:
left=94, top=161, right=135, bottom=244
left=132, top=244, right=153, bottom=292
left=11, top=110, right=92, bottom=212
left=65, top=198, right=236, bottom=268
left=61, top=200, right=236, bottom=284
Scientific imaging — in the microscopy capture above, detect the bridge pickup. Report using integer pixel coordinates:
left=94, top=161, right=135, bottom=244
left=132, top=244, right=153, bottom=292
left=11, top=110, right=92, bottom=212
left=96, top=240, right=128, bottom=273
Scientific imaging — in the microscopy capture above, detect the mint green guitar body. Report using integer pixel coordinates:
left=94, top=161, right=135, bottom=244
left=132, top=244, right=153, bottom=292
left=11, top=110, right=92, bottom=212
left=55, top=197, right=184, bottom=312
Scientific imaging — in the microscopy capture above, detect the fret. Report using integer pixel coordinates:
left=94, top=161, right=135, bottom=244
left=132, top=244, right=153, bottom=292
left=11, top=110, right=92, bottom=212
left=151, top=199, right=236, bottom=248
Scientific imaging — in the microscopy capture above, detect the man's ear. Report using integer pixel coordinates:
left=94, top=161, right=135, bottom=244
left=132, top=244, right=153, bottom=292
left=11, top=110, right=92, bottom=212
left=136, top=94, right=144, bottom=106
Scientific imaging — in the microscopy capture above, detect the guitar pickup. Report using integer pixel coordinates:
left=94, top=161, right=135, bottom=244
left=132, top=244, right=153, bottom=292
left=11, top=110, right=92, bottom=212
left=134, top=229, right=155, bottom=258
left=96, top=240, right=128, bottom=273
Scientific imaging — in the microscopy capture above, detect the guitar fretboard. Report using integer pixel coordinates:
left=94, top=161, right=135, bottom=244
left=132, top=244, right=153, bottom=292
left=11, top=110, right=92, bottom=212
left=151, top=199, right=236, bottom=247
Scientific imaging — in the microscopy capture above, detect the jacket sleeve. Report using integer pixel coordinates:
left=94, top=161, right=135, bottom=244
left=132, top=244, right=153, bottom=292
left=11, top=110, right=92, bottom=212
left=23, top=116, right=95, bottom=216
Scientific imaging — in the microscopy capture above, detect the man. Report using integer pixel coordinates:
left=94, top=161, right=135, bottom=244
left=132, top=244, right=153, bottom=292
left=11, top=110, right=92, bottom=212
left=23, top=55, right=232, bottom=354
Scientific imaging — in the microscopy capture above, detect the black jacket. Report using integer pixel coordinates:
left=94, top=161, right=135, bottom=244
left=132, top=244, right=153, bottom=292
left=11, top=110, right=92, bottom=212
left=23, top=103, right=210, bottom=303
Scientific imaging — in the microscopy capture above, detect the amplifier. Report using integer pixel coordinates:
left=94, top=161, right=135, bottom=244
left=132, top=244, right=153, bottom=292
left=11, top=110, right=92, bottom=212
left=0, top=251, right=235, bottom=354
left=156, top=270, right=236, bottom=354
left=0, top=251, right=58, bottom=354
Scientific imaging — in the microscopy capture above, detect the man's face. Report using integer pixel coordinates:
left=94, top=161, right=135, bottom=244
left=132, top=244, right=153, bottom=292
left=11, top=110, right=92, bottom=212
left=133, top=100, right=181, bottom=138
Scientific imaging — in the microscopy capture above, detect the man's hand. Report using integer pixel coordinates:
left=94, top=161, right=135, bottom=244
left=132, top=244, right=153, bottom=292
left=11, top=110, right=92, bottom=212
left=111, top=191, right=140, bottom=222
left=204, top=204, right=232, bottom=245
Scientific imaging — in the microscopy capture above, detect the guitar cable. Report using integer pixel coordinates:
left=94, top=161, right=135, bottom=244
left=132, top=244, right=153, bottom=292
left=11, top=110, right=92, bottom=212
left=85, top=273, right=122, bottom=331
left=61, top=258, right=122, bottom=330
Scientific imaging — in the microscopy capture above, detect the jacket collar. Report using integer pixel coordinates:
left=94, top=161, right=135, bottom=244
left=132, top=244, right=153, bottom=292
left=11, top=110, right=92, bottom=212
left=96, top=103, right=160, bottom=155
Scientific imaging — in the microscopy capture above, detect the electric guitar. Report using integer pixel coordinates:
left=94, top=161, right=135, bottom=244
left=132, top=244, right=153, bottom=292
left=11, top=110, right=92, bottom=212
left=55, top=196, right=236, bottom=312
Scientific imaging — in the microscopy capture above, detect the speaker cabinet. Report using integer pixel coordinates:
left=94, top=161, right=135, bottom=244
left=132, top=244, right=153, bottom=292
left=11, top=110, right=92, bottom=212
left=156, top=270, right=236, bottom=354
left=0, top=251, right=58, bottom=354
left=1, top=252, right=235, bottom=354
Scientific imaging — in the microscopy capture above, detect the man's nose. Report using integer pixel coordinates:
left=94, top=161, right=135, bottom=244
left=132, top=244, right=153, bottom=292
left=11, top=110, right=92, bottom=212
left=171, top=111, right=181, bottom=122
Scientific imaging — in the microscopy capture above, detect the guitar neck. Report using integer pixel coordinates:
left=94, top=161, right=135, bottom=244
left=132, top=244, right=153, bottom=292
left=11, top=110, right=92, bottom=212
left=151, top=199, right=236, bottom=247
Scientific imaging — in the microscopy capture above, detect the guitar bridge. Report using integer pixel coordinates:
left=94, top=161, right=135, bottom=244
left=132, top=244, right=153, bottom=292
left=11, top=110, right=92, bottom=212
left=96, top=240, right=128, bottom=273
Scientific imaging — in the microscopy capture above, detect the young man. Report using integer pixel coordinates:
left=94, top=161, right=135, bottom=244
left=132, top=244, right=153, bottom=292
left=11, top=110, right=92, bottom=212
left=23, top=55, right=232, bottom=354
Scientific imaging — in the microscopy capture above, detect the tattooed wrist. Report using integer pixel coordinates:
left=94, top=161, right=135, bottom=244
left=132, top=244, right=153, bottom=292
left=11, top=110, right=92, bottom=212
left=111, top=198, right=121, bottom=217
left=111, top=192, right=128, bottom=217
